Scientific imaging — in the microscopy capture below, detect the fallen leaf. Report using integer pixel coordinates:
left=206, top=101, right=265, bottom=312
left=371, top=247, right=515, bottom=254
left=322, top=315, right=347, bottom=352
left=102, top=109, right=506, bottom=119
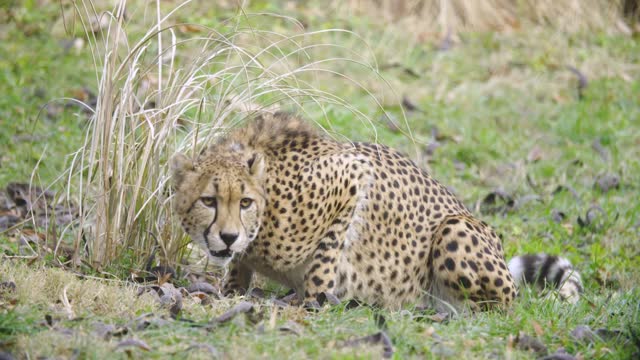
left=185, top=343, right=219, bottom=356
left=402, top=96, right=423, bottom=113
left=278, top=290, right=298, bottom=304
left=595, top=174, right=620, bottom=193
left=187, top=282, right=218, bottom=295
left=158, top=283, right=182, bottom=318
left=514, top=332, right=548, bottom=355
left=541, top=347, right=577, bottom=360
left=423, top=142, right=441, bottom=157
left=213, top=301, right=254, bottom=324
left=513, top=194, right=542, bottom=211
left=0, top=282, right=16, bottom=293
left=0, top=351, right=15, bottom=360
left=479, top=189, right=515, bottom=215
left=248, top=287, right=265, bottom=299
left=571, top=325, right=597, bottom=343
left=341, top=331, right=394, bottom=359
left=270, top=299, right=290, bottom=308
left=577, top=205, right=607, bottom=229
left=551, top=209, right=566, bottom=223
left=279, top=320, right=305, bottom=335
left=552, top=185, right=581, bottom=204
left=93, top=322, right=129, bottom=340
left=380, top=113, right=400, bottom=133
left=566, top=66, right=588, bottom=99
left=116, top=338, right=151, bottom=351
left=316, top=291, right=341, bottom=306
left=379, top=62, right=420, bottom=78
left=428, top=312, right=449, bottom=323
left=591, top=138, right=610, bottom=161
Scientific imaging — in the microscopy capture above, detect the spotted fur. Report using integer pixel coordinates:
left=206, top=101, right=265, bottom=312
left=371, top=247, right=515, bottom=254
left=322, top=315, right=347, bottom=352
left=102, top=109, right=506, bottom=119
left=171, top=112, right=582, bottom=311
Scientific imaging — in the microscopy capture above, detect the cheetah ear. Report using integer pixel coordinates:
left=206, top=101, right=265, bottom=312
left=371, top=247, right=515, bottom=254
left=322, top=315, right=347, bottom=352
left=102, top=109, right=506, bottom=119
left=247, top=153, right=265, bottom=180
left=170, top=153, right=195, bottom=186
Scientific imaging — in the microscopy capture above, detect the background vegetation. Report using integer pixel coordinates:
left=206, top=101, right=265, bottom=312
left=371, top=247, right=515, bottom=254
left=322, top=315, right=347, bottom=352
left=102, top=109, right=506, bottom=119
left=1, top=0, right=639, bottom=358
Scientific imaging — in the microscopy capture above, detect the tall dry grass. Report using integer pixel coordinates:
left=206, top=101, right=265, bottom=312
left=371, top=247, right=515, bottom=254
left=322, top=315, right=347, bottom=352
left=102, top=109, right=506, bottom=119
left=61, top=1, right=394, bottom=272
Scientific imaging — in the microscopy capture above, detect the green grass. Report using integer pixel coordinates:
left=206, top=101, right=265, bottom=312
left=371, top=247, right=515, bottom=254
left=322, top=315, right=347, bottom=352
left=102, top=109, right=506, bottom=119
left=1, top=1, right=639, bottom=358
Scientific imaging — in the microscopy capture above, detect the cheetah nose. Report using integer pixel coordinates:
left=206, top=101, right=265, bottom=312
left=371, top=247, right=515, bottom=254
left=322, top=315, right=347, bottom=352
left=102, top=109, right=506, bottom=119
left=220, top=232, right=239, bottom=247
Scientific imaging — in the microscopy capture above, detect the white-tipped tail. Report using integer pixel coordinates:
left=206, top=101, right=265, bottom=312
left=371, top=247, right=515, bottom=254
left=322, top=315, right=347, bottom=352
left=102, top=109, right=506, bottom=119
left=508, top=254, right=582, bottom=303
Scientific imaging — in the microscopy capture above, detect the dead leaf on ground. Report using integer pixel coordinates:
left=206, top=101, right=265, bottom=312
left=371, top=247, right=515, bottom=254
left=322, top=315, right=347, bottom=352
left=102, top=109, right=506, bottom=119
left=278, top=290, right=298, bottom=304
left=248, top=287, right=265, bottom=299
left=380, top=113, right=401, bottom=133
left=478, top=189, right=515, bottom=215
left=212, top=301, right=254, bottom=324
left=379, top=62, right=420, bottom=78
left=158, top=283, right=182, bottom=318
left=566, top=65, right=588, bottom=99
left=316, top=291, right=341, bottom=306
left=550, top=209, right=566, bottom=223
left=571, top=325, right=627, bottom=344
left=591, top=138, right=610, bottom=161
left=270, top=298, right=290, bottom=308
left=512, top=194, right=542, bottom=211
left=341, top=331, right=394, bottom=359
left=595, top=174, right=620, bottom=193
left=116, top=338, right=151, bottom=352
left=93, top=322, right=129, bottom=340
left=426, top=312, right=449, bottom=323
left=577, top=205, right=608, bottom=229
left=279, top=320, right=305, bottom=336
left=540, top=347, right=577, bottom=360
left=0, top=351, right=15, bottom=360
left=401, top=95, right=423, bottom=113
left=0, top=282, right=16, bottom=293
left=423, top=142, right=441, bottom=157
left=187, top=281, right=218, bottom=295
left=552, top=185, right=581, bottom=204
left=185, top=343, right=219, bottom=357
left=126, top=313, right=172, bottom=331
left=514, top=332, right=548, bottom=355
left=2, top=183, right=78, bottom=230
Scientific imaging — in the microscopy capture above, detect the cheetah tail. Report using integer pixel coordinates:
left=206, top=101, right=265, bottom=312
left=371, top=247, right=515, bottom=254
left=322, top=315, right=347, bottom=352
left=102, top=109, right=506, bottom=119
left=508, top=254, right=583, bottom=304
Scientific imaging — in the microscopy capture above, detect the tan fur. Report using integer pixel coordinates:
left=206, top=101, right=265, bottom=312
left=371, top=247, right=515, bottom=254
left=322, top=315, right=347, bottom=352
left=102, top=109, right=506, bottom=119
left=171, top=112, right=521, bottom=310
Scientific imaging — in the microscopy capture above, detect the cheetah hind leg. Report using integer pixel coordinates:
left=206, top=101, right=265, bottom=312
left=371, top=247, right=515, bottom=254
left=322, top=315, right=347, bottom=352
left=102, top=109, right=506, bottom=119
left=426, top=215, right=517, bottom=313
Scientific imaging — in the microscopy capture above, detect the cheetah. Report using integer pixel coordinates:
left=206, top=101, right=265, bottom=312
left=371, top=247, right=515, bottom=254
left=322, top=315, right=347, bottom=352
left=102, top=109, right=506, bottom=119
left=171, top=112, right=582, bottom=311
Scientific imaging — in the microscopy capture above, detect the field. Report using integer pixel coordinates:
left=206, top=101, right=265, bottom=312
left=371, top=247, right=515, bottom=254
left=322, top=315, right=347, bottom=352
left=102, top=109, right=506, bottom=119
left=1, top=1, right=639, bottom=358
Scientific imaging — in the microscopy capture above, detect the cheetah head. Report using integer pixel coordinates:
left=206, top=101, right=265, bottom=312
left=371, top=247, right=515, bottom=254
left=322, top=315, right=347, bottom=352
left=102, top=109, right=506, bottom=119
left=170, top=150, right=266, bottom=266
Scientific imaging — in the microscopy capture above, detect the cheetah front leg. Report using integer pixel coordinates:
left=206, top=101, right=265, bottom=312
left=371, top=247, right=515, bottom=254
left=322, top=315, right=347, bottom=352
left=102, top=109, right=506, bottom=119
left=302, top=219, right=350, bottom=307
left=222, top=259, right=254, bottom=296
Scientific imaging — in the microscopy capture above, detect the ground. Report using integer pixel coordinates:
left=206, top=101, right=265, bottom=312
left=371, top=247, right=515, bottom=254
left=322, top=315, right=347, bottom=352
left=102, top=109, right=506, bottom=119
left=1, top=1, right=639, bottom=359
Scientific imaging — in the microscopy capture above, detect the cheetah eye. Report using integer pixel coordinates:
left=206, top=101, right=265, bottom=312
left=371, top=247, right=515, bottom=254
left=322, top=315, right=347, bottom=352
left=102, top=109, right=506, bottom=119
left=200, top=196, right=217, bottom=208
left=239, top=198, right=253, bottom=209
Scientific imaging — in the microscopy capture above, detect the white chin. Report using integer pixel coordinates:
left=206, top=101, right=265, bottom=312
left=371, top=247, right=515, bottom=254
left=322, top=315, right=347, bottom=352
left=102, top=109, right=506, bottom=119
left=209, top=253, right=234, bottom=267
